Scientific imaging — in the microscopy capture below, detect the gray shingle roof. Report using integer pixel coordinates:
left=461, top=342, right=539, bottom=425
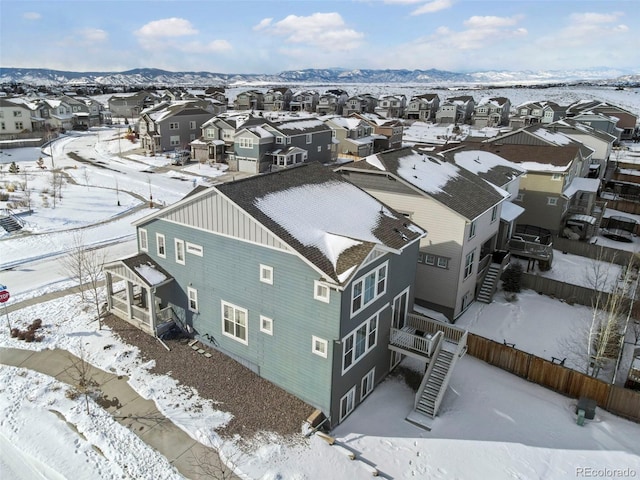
left=216, top=162, right=423, bottom=284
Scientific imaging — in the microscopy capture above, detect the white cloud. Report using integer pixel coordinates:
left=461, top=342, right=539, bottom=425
left=78, top=28, right=108, bottom=43
left=411, top=0, right=454, bottom=15
left=253, top=18, right=273, bottom=31
left=206, top=40, right=233, bottom=53
left=539, top=11, right=629, bottom=48
left=135, top=18, right=198, bottom=39
left=464, top=15, right=522, bottom=29
left=23, top=12, right=41, bottom=21
left=570, top=12, right=623, bottom=24
left=263, top=12, right=364, bottom=52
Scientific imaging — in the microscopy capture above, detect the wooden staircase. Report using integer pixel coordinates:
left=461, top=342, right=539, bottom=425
left=477, top=262, right=502, bottom=303
left=415, top=347, right=455, bottom=417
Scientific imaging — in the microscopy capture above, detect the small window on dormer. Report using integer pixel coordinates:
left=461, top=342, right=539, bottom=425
left=314, top=281, right=330, bottom=303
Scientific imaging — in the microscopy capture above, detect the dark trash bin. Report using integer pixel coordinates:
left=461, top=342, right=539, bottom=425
left=576, top=396, right=597, bottom=420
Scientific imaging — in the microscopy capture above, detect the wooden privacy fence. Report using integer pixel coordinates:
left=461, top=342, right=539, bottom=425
left=466, top=333, right=640, bottom=423
left=552, top=236, right=635, bottom=265
left=520, top=273, right=609, bottom=308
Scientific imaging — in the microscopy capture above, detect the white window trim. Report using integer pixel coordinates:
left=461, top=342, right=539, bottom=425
left=468, top=220, right=476, bottom=240
left=156, top=233, right=166, bottom=258
left=341, top=307, right=382, bottom=374
left=361, top=367, right=375, bottom=401
left=312, top=336, right=328, bottom=358
left=260, top=315, right=273, bottom=335
left=339, top=386, right=356, bottom=422
left=221, top=300, right=248, bottom=345
left=260, top=264, right=273, bottom=285
left=437, top=257, right=448, bottom=269
left=314, top=280, right=330, bottom=303
left=350, top=261, right=388, bottom=317
left=175, top=239, right=185, bottom=265
left=187, top=287, right=198, bottom=313
left=547, top=197, right=558, bottom=206
left=139, top=228, right=148, bottom=252
left=186, top=242, right=203, bottom=257
left=464, top=250, right=475, bottom=279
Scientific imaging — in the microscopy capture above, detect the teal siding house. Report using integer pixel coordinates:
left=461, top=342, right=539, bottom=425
left=104, top=162, right=429, bottom=426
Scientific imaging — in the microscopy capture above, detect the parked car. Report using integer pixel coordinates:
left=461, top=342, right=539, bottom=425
left=171, top=150, right=191, bottom=166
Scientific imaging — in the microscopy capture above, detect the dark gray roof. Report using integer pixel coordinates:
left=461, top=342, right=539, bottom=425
left=341, top=147, right=505, bottom=220
left=121, top=253, right=173, bottom=287
left=216, top=162, right=423, bottom=283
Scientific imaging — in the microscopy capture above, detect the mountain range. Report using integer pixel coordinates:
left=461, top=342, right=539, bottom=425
left=0, top=67, right=638, bottom=87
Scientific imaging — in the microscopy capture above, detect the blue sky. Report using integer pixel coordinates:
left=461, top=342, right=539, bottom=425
left=1, top=0, right=638, bottom=74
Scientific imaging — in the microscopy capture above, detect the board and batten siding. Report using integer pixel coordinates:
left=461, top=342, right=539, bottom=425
left=159, top=190, right=293, bottom=251
left=137, top=217, right=339, bottom=415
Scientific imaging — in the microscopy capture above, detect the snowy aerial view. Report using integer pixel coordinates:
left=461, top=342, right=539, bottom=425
left=2, top=0, right=640, bottom=479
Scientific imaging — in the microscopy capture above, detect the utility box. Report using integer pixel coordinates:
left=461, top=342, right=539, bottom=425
left=576, top=397, right=597, bottom=420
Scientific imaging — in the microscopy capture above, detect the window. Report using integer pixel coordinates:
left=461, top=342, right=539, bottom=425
left=286, top=137, right=291, bottom=145
left=238, top=137, right=253, bottom=148
left=317, top=146, right=322, bottom=152
left=351, top=262, right=387, bottom=315
left=339, top=387, right=356, bottom=422
left=190, top=134, right=196, bottom=141
left=189, top=121, right=196, bottom=130
left=206, top=129, right=216, bottom=139
left=361, top=368, right=375, bottom=400
left=170, top=135, right=180, bottom=146
left=342, top=312, right=379, bottom=373
left=464, top=250, right=475, bottom=279
left=0, top=123, right=4, bottom=131
left=169, top=122, right=179, bottom=130
left=139, top=229, right=148, bottom=251
left=260, top=316, right=273, bottom=335
left=515, top=193, right=524, bottom=202
left=312, top=336, right=328, bottom=358
left=425, top=254, right=435, bottom=265
left=186, top=242, right=203, bottom=256
left=491, top=206, right=498, bottom=222
left=175, top=239, right=185, bottom=264
left=221, top=301, right=248, bottom=344
left=15, top=122, right=23, bottom=130
left=547, top=197, right=558, bottom=206
left=276, top=136, right=283, bottom=144
left=260, top=264, right=273, bottom=285
left=437, top=257, right=449, bottom=269
left=314, top=280, right=330, bottom=303
left=551, top=173, right=562, bottom=181
left=156, top=233, right=166, bottom=257
left=468, top=220, right=476, bottom=239
left=306, top=133, right=312, bottom=144
left=13, top=111, right=22, bottom=117
left=187, top=287, right=198, bottom=312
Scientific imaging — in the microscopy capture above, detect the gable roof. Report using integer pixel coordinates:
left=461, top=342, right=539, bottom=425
left=442, top=146, right=525, bottom=188
left=215, top=162, right=424, bottom=284
left=473, top=142, right=580, bottom=172
left=341, top=147, right=506, bottom=220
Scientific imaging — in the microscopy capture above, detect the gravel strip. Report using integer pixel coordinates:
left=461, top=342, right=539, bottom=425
left=103, top=314, right=314, bottom=440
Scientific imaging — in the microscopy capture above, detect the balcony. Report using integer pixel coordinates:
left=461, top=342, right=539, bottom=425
left=389, top=313, right=467, bottom=361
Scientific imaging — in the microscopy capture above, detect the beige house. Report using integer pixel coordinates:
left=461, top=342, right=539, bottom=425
left=337, top=147, right=509, bottom=321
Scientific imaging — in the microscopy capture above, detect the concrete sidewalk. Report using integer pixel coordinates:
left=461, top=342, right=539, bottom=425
left=0, top=347, right=237, bottom=480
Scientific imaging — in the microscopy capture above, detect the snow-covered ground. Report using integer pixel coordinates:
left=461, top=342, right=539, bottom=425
left=1, top=107, right=640, bottom=478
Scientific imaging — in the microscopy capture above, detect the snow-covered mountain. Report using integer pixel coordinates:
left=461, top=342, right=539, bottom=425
left=0, top=66, right=637, bottom=87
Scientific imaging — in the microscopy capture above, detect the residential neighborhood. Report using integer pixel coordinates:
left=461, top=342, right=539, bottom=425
left=1, top=79, right=640, bottom=479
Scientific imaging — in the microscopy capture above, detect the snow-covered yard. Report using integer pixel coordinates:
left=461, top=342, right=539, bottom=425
left=1, top=122, right=639, bottom=479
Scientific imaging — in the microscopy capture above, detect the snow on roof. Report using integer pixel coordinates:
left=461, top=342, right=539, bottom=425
left=562, top=177, right=601, bottom=198
left=500, top=201, right=525, bottom=222
left=255, top=180, right=396, bottom=271
left=365, top=154, right=386, bottom=171
left=329, top=117, right=363, bottom=130
left=530, top=128, right=574, bottom=146
left=251, top=125, right=274, bottom=138
left=452, top=150, right=525, bottom=176
left=276, top=119, right=325, bottom=131
left=518, top=161, right=570, bottom=173
left=395, top=151, right=461, bottom=195
left=134, top=262, right=168, bottom=286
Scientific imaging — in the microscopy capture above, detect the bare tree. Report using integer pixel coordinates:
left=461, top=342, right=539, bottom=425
left=60, top=232, right=88, bottom=301
left=191, top=437, right=242, bottom=480
left=59, top=232, right=107, bottom=328
left=66, top=342, right=99, bottom=415
left=587, top=253, right=639, bottom=379
left=49, top=168, right=65, bottom=208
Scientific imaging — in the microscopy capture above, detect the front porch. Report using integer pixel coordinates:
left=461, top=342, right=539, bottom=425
left=103, top=253, right=176, bottom=336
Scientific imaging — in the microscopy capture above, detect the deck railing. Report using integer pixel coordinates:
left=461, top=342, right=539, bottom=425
left=507, top=235, right=553, bottom=260
left=390, top=328, right=442, bottom=357
left=432, top=330, right=468, bottom=416
left=414, top=333, right=444, bottom=410
left=406, top=313, right=466, bottom=343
